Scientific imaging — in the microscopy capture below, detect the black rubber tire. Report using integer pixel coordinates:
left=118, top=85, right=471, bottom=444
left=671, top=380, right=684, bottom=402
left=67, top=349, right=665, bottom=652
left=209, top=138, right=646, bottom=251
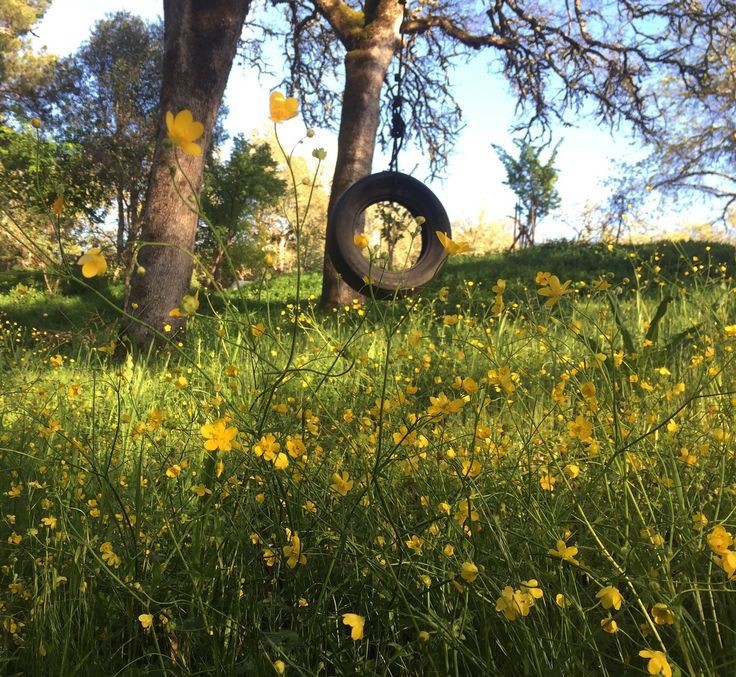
left=326, top=171, right=451, bottom=300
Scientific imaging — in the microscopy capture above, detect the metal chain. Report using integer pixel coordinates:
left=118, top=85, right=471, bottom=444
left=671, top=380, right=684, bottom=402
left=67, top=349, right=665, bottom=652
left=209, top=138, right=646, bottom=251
left=389, top=0, right=409, bottom=173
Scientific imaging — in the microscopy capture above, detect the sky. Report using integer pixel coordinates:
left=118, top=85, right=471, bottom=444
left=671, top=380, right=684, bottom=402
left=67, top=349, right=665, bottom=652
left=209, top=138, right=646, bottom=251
left=32, top=0, right=662, bottom=240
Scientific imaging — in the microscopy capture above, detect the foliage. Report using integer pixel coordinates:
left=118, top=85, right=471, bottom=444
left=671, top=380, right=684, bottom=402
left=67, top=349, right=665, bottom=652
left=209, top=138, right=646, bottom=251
left=493, top=139, right=561, bottom=247
left=0, top=0, right=54, bottom=119
left=639, top=38, right=736, bottom=221
left=51, top=11, right=162, bottom=261
left=199, top=135, right=286, bottom=284
left=0, top=122, right=106, bottom=273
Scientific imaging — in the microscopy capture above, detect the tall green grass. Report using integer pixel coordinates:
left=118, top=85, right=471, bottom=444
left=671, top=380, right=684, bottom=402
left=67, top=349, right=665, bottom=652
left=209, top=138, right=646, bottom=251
left=1, top=248, right=735, bottom=675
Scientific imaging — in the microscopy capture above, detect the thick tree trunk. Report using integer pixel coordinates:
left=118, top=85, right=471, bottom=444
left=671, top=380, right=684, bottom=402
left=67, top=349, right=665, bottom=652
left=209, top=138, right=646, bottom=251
left=126, top=0, right=250, bottom=347
left=319, top=3, right=402, bottom=309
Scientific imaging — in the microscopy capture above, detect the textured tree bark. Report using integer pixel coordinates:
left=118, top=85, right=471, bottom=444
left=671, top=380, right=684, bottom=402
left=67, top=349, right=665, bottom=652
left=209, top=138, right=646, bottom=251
left=126, top=0, right=251, bottom=347
left=318, top=1, right=403, bottom=309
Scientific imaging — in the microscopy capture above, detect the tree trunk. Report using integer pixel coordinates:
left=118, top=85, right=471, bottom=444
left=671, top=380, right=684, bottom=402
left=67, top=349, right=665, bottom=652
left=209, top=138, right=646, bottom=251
left=115, top=189, right=126, bottom=259
left=126, top=0, right=251, bottom=347
left=319, top=3, right=402, bottom=309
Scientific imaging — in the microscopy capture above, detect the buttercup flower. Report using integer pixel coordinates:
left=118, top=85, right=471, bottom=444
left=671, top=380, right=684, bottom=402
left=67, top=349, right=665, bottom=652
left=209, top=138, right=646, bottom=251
left=460, top=562, right=479, bottom=583
left=342, top=613, right=365, bottom=640
left=331, top=471, right=354, bottom=496
left=436, top=231, right=472, bottom=255
left=538, top=275, right=572, bottom=308
left=166, top=109, right=204, bottom=156
left=77, top=248, right=108, bottom=278
left=138, top=613, right=154, bottom=629
left=596, top=585, right=624, bottom=611
left=548, top=539, right=580, bottom=566
left=639, top=649, right=672, bottom=677
left=651, top=603, right=675, bottom=625
left=269, top=92, right=299, bottom=122
left=201, top=418, right=238, bottom=452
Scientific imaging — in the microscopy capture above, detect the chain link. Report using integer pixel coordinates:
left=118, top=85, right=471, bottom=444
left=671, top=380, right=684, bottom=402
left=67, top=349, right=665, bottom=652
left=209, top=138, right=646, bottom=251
left=389, top=0, right=409, bottom=173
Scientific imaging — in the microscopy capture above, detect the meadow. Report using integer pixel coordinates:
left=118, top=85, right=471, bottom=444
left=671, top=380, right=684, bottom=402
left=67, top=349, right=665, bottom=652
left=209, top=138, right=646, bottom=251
left=1, top=239, right=736, bottom=676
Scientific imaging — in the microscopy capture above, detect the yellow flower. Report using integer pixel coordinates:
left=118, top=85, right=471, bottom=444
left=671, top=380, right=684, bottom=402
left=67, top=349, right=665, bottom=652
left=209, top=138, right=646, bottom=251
left=555, top=593, right=571, bottom=608
left=100, top=541, right=121, bottom=567
left=405, top=534, right=425, bottom=555
left=269, top=91, right=299, bottom=122
left=707, top=525, right=733, bottom=554
left=41, top=516, right=57, bottom=529
left=192, top=484, right=212, bottom=497
left=600, top=616, right=618, bottom=633
left=596, top=585, right=624, bottom=611
left=427, top=392, right=465, bottom=417
left=77, top=248, right=108, bottom=278
left=538, top=275, right=572, bottom=308
left=165, top=464, right=182, bottom=478
left=330, top=471, right=354, bottom=496
left=353, top=233, right=369, bottom=250
left=495, top=586, right=532, bottom=621
left=567, top=415, right=592, bottom=441
left=201, top=419, right=238, bottom=452
left=138, top=613, right=154, bottom=629
left=283, top=531, right=307, bottom=568
left=342, top=613, right=365, bottom=640
left=180, top=291, right=200, bottom=316
left=592, top=277, right=611, bottom=291
left=273, top=659, right=286, bottom=675
left=251, top=322, right=266, bottom=337
left=436, top=230, right=472, bottom=255
left=638, top=649, right=672, bottom=677
left=691, top=512, right=708, bottom=531
left=651, top=603, right=675, bottom=625
left=31, top=117, right=42, bottom=128
left=253, top=433, right=280, bottom=461
left=713, top=550, right=736, bottom=579
left=166, top=109, right=204, bottom=156
left=547, top=540, right=579, bottom=566
left=460, top=562, right=479, bottom=583
left=273, top=452, right=290, bottom=470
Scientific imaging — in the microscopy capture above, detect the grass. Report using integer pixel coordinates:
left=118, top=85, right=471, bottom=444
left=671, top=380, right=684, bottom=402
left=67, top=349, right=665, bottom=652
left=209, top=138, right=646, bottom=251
left=1, top=240, right=736, bottom=675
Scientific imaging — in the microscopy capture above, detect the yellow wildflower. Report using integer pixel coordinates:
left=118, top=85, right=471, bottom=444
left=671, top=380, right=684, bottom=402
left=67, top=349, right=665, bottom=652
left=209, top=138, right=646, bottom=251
left=342, top=613, right=365, bottom=640
left=596, top=585, right=623, bottom=611
left=538, top=275, right=572, bottom=308
left=269, top=91, right=299, bottom=122
left=166, top=109, right=204, bottom=156
left=201, top=419, right=238, bottom=452
left=548, top=540, right=579, bottom=566
left=138, top=613, right=154, bottom=629
left=638, top=649, right=672, bottom=677
left=77, top=248, right=108, bottom=278
left=436, top=231, right=472, bottom=255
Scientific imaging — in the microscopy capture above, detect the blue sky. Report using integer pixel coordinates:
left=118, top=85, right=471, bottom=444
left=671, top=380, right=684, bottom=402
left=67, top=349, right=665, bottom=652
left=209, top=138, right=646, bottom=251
left=33, top=0, right=663, bottom=239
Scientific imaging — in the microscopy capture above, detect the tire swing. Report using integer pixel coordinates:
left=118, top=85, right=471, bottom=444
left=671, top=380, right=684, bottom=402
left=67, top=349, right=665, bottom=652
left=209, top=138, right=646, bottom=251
left=326, top=171, right=452, bottom=300
left=326, top=7, right=451, bottom=300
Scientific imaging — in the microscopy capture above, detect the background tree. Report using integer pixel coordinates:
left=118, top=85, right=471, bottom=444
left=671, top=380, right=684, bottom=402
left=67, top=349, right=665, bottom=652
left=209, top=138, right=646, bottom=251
left=637, top=38, right=736, bottom=221
left=270, top=0, right=734, bottom=307
left=126, top=0, right=252, bottom=347
left=52, top=12, right=162, bottom=267
left=199, top=135, right=286, bottom=285
left=493, top=139, right=560, bottom=248
left=0, top=0, right=54, bottom=119
left=0, top=121, right=109, bottom=286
